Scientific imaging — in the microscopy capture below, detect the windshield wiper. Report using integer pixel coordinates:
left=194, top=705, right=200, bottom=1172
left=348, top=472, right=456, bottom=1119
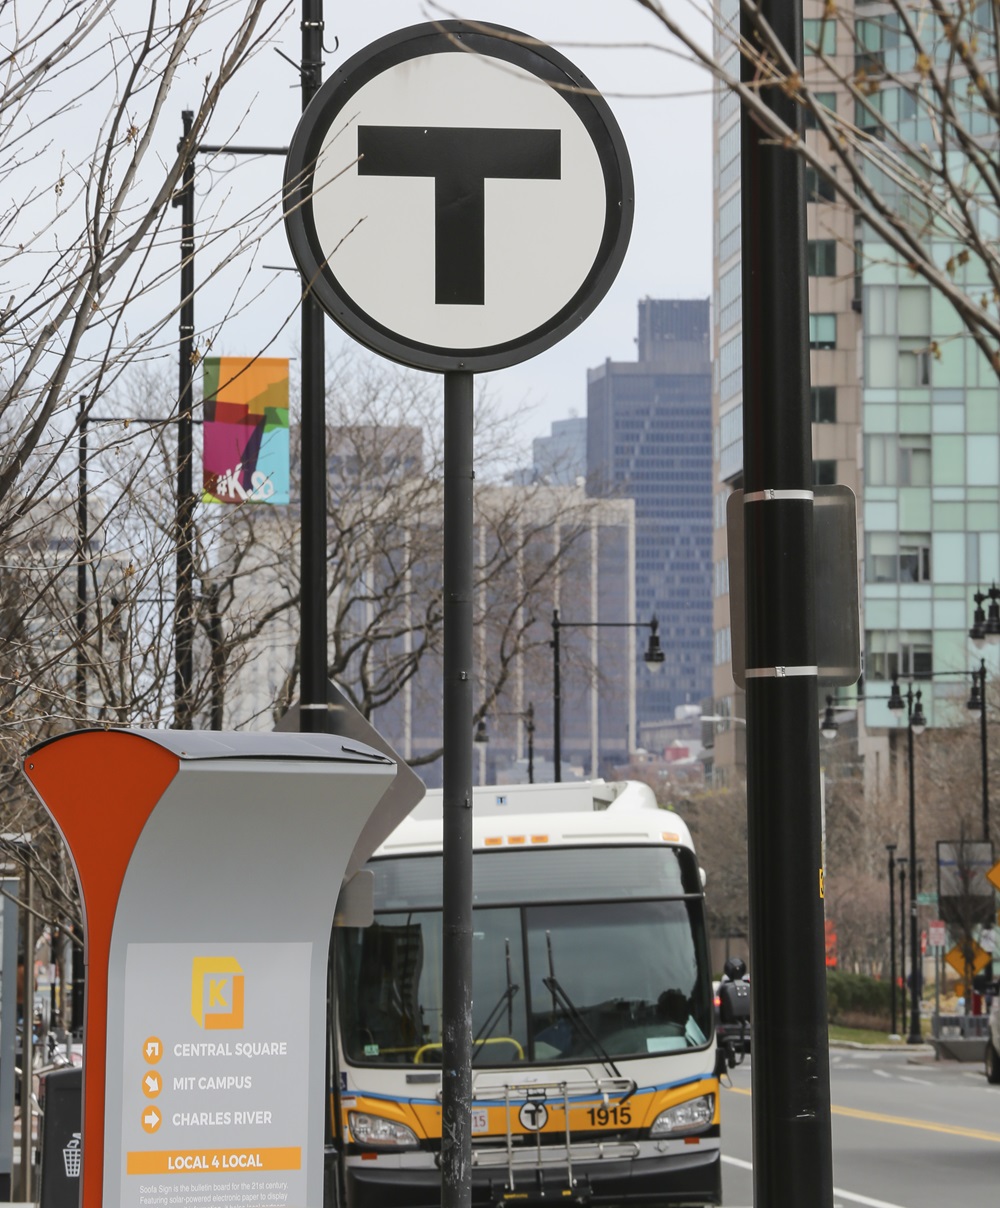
left=471, top=938, right=520, bottom=1065
left=543, top=931, right=622, bottom=1080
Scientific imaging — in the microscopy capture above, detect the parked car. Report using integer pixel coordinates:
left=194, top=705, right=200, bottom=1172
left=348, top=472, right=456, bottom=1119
left=985, top=983, right=1000, bottom=1083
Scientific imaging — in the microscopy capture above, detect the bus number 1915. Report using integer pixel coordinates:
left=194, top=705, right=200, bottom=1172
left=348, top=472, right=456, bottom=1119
left=586, top=1104, right=632, bottom=1127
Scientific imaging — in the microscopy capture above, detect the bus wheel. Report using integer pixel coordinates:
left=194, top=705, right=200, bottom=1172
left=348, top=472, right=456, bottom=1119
left=986, top=1040, right=1000, bottom=1084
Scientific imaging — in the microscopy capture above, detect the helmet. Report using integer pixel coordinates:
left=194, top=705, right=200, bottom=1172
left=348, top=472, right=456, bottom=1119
left=723, top=956, right=748, bottom=981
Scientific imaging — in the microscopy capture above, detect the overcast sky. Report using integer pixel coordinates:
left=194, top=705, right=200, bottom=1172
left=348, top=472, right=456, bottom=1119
left=182, top=0, right=713, bottom=448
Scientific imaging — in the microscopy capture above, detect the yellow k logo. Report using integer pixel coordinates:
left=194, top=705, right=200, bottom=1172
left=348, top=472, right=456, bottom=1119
left=191, top=958, right=244, bottom=1029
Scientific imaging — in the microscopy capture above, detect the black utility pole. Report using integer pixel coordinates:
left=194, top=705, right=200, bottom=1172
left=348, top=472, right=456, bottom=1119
left=898, top=858, right=908, bottom=1017
left=887, top=844, right=897, bottom=1036
left=173, top=109, right=196, bottom=729
left=525, top=702, right=535, bottom=785
left=440, top=371, right=474, bottom=1208
left=905, top=692, right=923, bottom=1043
left=299, top=0, right=327, bottom=734
left=551, top=609, right=562, bottom=781
left=740, top=0, right=832, bottom=1199
left=76, top=400, right=89, bottom=719
left=970, top=660, right=990, bottom=841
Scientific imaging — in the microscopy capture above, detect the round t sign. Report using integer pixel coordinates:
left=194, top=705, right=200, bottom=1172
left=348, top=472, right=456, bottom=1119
left=283, top=21, right=633, bottom=373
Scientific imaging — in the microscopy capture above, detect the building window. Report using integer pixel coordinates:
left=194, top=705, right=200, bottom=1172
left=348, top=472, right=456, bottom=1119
left=866, top=533, right=898, bottom=583
left=866, top=630, right=932, bottom=681
left=864, top=434, right=931, bottom=486
left=803, top=19, right=837, bottom=55
left=804, top=91, right=837, bottom=130
left=808, top=239, right=837, bottom=276
left=813, top=460, right=837, bottom=485
left=811, top=386, right=837, bottom=423
left=899, top=534, right=931, bottom=582
left=865, top=532, right=931, bottom=582
left=898, top=435, right=931, bottom=486
left=809, top=313, right=837, bottom=349
left=806, top=166, right=836, bottom=202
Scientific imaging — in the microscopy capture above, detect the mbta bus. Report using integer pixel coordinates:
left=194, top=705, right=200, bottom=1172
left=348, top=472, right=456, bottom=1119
left=330, top=779, right=723, bottom=1208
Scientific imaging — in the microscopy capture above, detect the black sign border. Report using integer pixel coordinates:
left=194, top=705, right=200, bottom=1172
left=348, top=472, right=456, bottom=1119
left=283, top=21, right=634, bottom=374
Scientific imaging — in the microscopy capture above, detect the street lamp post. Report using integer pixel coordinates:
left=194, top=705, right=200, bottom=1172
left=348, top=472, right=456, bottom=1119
left=886, top=843, right=897, bottom=1037
left=897, top=856, right=907, bottom=1020
left=888, top=677, right=927, bottom=1044
left=550, top=609, right=664, bottom=783
left=966, top=659, right=990, bottom=842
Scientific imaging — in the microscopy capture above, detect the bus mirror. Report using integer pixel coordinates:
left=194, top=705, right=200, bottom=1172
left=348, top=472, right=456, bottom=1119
left=334, top=870, right=375, bottom=927
left=718, top=980, right=750, bottom=1025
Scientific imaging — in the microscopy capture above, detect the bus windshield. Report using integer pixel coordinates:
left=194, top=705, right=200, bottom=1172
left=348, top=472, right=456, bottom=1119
left=336, top=846, right=712, bottom=1067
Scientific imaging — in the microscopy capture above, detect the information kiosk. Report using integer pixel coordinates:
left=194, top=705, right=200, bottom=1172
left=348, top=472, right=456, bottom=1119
left=23, top=729, right=410, bottom=1208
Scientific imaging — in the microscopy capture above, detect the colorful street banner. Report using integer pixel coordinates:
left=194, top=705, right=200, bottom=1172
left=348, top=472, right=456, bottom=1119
left=202, top=357, right=289, bottom=504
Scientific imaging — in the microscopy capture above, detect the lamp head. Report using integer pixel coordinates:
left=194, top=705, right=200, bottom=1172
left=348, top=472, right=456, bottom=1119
left=887, top=678, right=905, bottom=714
left=910, top=689, right=927, bottom=735
left=474, top=719, right=488, bottom=744
left=970, top=590, right=987, bottom=648
left=986, top=583, right=1000, bottom=645
left=644, top=616, right=665, bottom=674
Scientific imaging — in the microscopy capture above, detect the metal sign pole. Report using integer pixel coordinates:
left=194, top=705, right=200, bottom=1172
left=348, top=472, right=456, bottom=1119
left=299, top=0, right=328, bottom=735
left=740, top=0, right=833, bottom=1199
left=440, top=371, right=474, bottom=1208
left=173, top=110, right=196, bottom=729
left=281, top=29, right=634, bottom=1208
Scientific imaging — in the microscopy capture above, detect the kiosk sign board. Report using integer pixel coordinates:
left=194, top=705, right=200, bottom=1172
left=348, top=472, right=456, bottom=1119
left=119, top=943, right=310, bottom=1207
left=23, top=729, right=410, bottom=1208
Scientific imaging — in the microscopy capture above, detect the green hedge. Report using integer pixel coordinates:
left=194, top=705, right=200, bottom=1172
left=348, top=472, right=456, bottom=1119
left=826, top=971, right=892, bottom=1027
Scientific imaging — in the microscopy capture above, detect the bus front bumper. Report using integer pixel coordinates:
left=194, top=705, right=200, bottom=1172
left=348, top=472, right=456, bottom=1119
left=345, top=1144, right=722, bottom=1208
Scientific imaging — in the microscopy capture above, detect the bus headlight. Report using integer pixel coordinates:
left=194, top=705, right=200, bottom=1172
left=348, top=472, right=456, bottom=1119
left=349, top=1111, right=419, bottom=1148
left=649, top=1094, right=715, bottom=1137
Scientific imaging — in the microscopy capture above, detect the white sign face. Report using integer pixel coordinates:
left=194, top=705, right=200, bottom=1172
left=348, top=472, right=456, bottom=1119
left=284, top=21, right=633, bottom=372
left=118, top=942, right=311, bottom=1208
left=928, top=920, right=947, bottom=948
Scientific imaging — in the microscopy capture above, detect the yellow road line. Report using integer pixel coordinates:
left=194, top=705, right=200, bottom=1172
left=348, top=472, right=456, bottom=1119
left=726, top=1085, right=1000, bottom=1144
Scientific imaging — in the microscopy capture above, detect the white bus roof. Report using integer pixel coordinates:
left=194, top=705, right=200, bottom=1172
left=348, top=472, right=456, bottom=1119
left=374, top=779, right=696, bottom=858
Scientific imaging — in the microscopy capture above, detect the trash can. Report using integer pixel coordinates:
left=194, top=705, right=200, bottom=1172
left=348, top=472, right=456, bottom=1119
left=37, top=1066, right=82, bottom=1208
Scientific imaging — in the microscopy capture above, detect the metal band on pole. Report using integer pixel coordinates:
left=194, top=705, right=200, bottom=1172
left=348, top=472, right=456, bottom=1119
left=441, top=370, right=474, bottom=1208
left=745, top=665, right=819, bottom=678
left=743, top=488, right=814, bottom=503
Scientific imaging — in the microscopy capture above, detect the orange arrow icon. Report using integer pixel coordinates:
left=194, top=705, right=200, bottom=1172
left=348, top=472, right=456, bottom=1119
left=142, top=1071, right=162, bottom=1099
left=143, top=1036, right=163, bottom=1064
left=141, top=1107, right=162, bottom=1134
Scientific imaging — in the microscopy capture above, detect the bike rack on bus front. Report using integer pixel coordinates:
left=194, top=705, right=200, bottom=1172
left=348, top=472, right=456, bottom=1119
left=459, top=1073, right=638, bottom=1195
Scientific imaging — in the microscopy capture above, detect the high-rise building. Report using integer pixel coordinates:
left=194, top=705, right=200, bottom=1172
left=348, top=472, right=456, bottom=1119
left=587, top=298, right=714, bottom=726
left=532, top=416, right=587, bottom=485
left=710, top=0, right=999, bottom=791
left=709, top=0, right=863, bottom=781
